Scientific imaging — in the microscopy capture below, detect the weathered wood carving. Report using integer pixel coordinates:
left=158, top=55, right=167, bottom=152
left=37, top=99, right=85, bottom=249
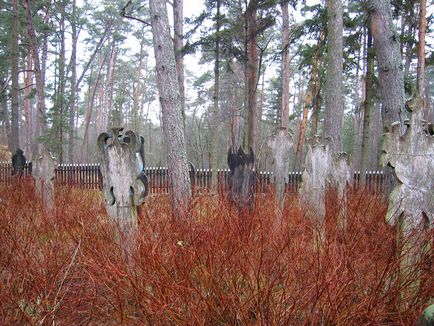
left=34, top=146, right=57, bottom=212
left=188, top=161, right=196, bottom=188
left=97, top=128, right=148, bottom=235
left=227, top=146, right=255, bottom=212
left=11, top=148, right=27, bottom=176
left=380, top=107, right=434, bottom=229
left=267, top=128, right=293, bottom=209
left=299, top=138, right=352, bottom=221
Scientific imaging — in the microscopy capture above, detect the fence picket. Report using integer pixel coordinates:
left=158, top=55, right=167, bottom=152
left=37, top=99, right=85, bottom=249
left=0, top=162, right=388, bottom=194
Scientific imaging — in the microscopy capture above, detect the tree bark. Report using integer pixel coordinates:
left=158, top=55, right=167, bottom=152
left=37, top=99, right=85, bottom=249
left=106, top=48, right=117, bottom=128
left=23, top=52, right=33, bottom=156
left=360, top=28, right=374, bottom=185
left=132, top=42, right=144, bottom=131
left=310, top=77, right=322, bottom=138
left=369, top=102, right=382, bottom=169
left=23, top=0, right=47, bottom=135
left=229, top=62, right=242, bottom=150
left=68, top=0, right=77, bottom=163
left=280, top=0, right=290, bottom=131
left=10, top=0, right=20, bottom=153
left=294, top=31, right=324, bottom=169
left=173, top=0, right=186, bottom=124
left=416, top=0, right=426, bottom=99
left=150, top=0, right=191, bottom=217
left=352, top=44, right=362, bottom=171
left=53, top=0, right=66, bottom=162
left=323, top=0, right=344, bottom=152
left=210, top=0, right=221, bottom=193
left=244, top=1, right=259, bottom=153
left=1, top=79, right=10, bottom=147
left=369, top=0, right=406, bottom=133
left=401, top=5, right=417, bottom=78
left=81, top=53, right=107, bottom=161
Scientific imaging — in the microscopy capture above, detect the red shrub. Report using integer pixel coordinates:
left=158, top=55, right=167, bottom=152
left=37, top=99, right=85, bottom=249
left=0, top=181, right=432, bottom=325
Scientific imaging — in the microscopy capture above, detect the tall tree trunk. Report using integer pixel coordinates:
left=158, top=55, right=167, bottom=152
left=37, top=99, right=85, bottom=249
left=352, top=44, right=362, bottom=171
left=416, top=0, right=426, bottom=100
left=361, top=28, right=367, bottom=104
left=269, top=0, right=293, bottom=212
left=23, top=52, right=33, bottom=156
left=23, top=0, right=47, bottom=137
left=323, top=0, right=344, bottom=152
left=68, top=0, right=77, bottom=163
left=81, top=53, right=106, bottom=161
left=132, top=42, right=144, bottom=132
left=97, top=78, right=104, bottom=132
left=402, top=5, right=417, bottom=79
left=1, top=79, right=10, bottom=147
left=229, top=62, right=242, bottom=149
left=294, top=31, right=324, bottom=169
left=106, top=48, right=117, bottom=128
left=369, top=0, right=406, bottom=133
left=10, top=0, right=20, bottom=153
left=173, top=0, right=186, bottom=125
left=369, top=102, right=382, bottom=169
left=210, top=0, right=221, bottom=192
left=54, top=1, right=66, bottom=162
left=150, top=0, right=191, bottom=217
left=280, top=0, right=290, bottom=131
left=244, top=1, right=259, bottom=153
left=360, top=28, right=374, bottom=185
left=257, top=67, right=266, bottom=169
left=310, top=76, right=322, bottom=138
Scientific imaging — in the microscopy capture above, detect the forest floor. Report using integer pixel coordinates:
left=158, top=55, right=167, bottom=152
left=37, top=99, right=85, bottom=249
left=0, top=179, right=432, bottom=325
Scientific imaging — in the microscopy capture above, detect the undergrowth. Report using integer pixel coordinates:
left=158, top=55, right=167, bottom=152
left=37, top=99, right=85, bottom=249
left=0, top=179, right=432, bottom=325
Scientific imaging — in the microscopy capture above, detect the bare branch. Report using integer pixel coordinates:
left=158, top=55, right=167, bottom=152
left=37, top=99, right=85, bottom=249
left=122, top=13, right=151, bottom=26
left=121, top=0, right=151, bottom=26
left=19, top=83, right=35, bottom=92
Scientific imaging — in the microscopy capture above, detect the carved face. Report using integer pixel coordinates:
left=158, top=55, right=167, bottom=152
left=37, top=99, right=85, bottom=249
left=97, top=129, right=148, bottom=211
left=381, top=111, right=434, bottom=228
left=35, top=147, right=57, bottom=182
left=300, top=143, right=352, bottom=221
left=267, top=129, right=293, bottom=176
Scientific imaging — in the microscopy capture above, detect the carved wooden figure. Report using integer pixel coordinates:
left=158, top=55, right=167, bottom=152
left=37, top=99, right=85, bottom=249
left=267, top=128, right=293, bottom=209
left=299, top=138, right=352, bottom=222
left=11, top=148, right=26, bottom=176
left=380, top=104, right=434, bottom=306
left=97, top=128, right=148, bottom=236
left=34, top=147, right=57, bottom=212
left=380, top=107, right=434, bottom=229
left=227, top=147, right=255, bottom=212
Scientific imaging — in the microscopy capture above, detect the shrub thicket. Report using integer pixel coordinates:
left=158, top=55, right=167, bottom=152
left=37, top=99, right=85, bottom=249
left=0, top=180, right=432, bottom=325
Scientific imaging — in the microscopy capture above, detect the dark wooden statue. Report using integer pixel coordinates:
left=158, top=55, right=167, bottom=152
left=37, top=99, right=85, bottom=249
left=227, top=146, right=255, bottom=212
left=11, top=148, right=26, bottom=176
left=189, top=161, right=196, bottom=188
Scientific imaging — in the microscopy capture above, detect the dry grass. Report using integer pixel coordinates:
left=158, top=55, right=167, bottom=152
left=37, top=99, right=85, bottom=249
left=0, top=180, right=432, bottom=325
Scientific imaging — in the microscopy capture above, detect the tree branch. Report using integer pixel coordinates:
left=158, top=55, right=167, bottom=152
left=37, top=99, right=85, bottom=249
left=122, top=13, right=151, bottom=26
left=121, top=0, right=151, bottom=26
left=19, top=83, right=35, bottom=92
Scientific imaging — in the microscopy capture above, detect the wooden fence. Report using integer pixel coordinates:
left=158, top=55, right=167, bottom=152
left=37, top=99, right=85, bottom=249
left=0, top=162, right=388, bottom=194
